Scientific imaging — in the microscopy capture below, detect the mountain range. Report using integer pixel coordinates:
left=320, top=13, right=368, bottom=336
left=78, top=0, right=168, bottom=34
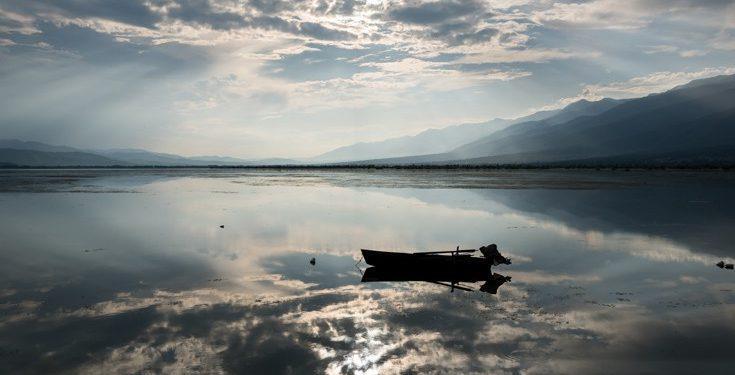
left=309, top=108, right=561, bottom=163
left=0, top=140, right=298, bottom=167
left=347, top=74, right=735, bottom=166
left=1, top=74, right=734, bottom=167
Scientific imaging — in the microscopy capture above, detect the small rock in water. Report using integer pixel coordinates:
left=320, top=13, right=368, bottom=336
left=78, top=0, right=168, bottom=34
left=717, top=261, right=725, bottom=268
left=219, top=225, right=224, bottom=228
left=309, top=257, right=316, bottom=265
left=726, top=264, right=734, bottom=270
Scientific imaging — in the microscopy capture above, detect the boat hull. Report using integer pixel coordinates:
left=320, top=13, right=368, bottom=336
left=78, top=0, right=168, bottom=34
left=361, top=265, right=490, bottom=283
left=359, top=248, right=510, bottom=294
left=361, top=249, right=489, bottom=270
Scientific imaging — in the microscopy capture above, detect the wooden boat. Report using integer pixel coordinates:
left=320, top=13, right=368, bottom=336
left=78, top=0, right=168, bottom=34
left=359, top=244, right=512, bottom=293
left=361, top=244, right=510, bottom=269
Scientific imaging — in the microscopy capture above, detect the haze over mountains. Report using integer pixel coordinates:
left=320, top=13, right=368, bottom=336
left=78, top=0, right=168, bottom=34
left=348, top=74, right=735, bottom=166
left=0, top=140, right=297, bottom=167
left=1, top=74, right=734, bottom=167
left=313, top=97, right=631, bottom=164
left=310, top=108, right=561, bottom=163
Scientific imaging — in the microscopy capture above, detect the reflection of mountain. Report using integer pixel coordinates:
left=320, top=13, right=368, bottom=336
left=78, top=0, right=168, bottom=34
left=476, top=186, right=735, bottom=258
left=374, top=175, right=735, bottom=259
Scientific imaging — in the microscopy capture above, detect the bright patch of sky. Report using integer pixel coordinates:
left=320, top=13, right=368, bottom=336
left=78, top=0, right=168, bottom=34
left=0, top=0, right=734, bottom=158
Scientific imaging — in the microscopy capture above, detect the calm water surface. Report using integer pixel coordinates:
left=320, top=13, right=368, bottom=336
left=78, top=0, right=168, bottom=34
left=1, top=169, right=734, bottom=374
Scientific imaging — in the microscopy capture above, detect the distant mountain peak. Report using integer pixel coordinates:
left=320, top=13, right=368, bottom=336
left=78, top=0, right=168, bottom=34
left=373, top=73, right=735, bottom=166
left=310, top=112, right=561, bottom=163
left=670, top=73, right=735, bottom=92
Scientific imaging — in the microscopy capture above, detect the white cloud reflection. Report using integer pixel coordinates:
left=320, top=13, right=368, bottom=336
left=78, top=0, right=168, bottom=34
left=1, top=171, right=735, bottom=373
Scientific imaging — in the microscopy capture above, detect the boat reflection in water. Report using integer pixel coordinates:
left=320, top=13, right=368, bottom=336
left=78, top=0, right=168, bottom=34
left=360, top=244, right=512, bottom=294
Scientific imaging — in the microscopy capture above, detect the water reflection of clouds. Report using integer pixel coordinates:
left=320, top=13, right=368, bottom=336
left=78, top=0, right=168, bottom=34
left=3, top=280, right=735, bottom=373
left=2, top=171, right=735, bottom=373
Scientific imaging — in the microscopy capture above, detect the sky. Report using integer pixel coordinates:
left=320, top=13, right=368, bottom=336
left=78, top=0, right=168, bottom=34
left=0, top=0, right=734, bottom=159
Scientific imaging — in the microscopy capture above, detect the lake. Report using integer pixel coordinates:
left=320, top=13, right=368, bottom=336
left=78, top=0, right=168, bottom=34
left=1, top=168, right=734, bottom=374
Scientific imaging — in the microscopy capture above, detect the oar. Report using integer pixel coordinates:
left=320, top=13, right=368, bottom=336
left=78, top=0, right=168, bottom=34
left=413, top=249, right=476, bottom=255
left=428, top=281, right=474, bottom=292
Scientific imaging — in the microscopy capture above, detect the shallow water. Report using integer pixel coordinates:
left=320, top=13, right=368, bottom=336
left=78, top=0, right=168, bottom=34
left=1, top=169, right=734, bottom=374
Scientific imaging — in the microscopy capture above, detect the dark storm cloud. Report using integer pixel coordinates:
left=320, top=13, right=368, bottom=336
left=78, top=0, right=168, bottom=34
left=387, top=0, right=484, bottom=25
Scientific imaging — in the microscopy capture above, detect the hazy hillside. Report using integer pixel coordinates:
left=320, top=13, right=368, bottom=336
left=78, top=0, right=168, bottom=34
left=346, top=97, right=629, bottom=165
left=0, top=139, right=80, bottom=153
left=94, top=149, right=202, bottom=166
left=0, top=142, right=298, bottom=167
left=487, top=98, right=626, bottom=141
left=447, top=74, right=735, bottom=164
left=0, top=149, right=125, bottom=167
left=310, top=108, right=561, bottom=163
left=310, top=119, right=508, bottom=163
left=3, top=75, right=734, bottom=167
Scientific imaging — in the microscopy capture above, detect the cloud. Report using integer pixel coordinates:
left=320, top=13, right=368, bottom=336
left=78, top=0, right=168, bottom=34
left=164, top=0, right=248, bottom=30
left=643, top=44, right=680, bottom=54
left=220, top=319, right=326, bottom=374
left=582, top=67, right=735, bottom=97
left=643, top=44, right=708, bottom=58
left=312, top=0, right=366, bottom=15
left=386, top=0, right=485, bottom=25
left=532, top=0, right=650, bottom=30
left=0, top=7, right=39, bottom=34
left=247, top=0, right=295, bottom=14
left=511, top=271, right=601, bottom=285
left=380, top=0, right=514, bottom=47
left=1, top=0, right=162, bottom=28
left=711, top=29, right=735, bottom=50
left=454, top=48, right=600, bottom=64
left=533, top=0, right=735, bottom=30
left=534, top=67, right=735, bottom=112
left=0, top=0, right=734, bottom=157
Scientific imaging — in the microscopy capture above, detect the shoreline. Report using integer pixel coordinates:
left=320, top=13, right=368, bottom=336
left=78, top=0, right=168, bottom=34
left=1, top=164, right=734, bottom=171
